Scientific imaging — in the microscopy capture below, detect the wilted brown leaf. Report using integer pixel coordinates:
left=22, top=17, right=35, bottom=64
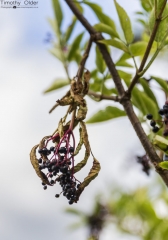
left=30, top=144, right=51, bottom=185
left=74, top=127, right=83, bottom=156
left=76, top=100, right=87, bottom=120
left=58, top=118, right=64, bottom=138
left=76, top=157, right=101, bottom=201
left=84, top=70, right=90, bottom=83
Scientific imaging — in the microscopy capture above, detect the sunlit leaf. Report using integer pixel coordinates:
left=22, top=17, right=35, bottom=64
left=87, top=106, right=126, bottom=123
left=84, top=2, right=118, bottom=34
left=114, top=0, right=134, bottom=44
left=129, top=41, right=148, bottom=57
left=43, top=79, right=69, bottom=93
left=115, top=59, right=133, bottom=68
left=98, top=39, right=129, bottom=53
left=94, top=23, right=119, bottom=39
left=153, top=135, right=168, bottom=154
left=159, top=161, right=168, bottom=170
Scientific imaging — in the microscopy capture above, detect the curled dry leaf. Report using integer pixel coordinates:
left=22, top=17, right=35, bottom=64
left=76, top=157, right=101, bottom=201
left=84, top=70, right=90, bottom=83
left=74, top=127, right=83, bottom=156
left=30, top=144, right=51, bottom=185
left=74, top=121, right=90, bottom=173
left=58, top=118, right=64, bottom=138
left=76, top=100, right=87, bottom=120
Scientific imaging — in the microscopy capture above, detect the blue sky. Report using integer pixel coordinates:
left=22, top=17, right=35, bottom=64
left=0, top=1, right=167, bottom=240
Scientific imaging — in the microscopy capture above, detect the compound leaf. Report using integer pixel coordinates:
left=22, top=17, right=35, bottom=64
left=94, top=23, right=119, bottom=39
left=87, top=106, right=126, bottom=123
left=99, top=39, right=129, bottom=53
left=114, top=0, right=134, bottom=44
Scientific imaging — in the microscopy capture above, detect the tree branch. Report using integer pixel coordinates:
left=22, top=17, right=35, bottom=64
left=65, top=0, right=168, bottom=187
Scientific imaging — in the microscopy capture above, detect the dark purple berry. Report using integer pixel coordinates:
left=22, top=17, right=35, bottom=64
left=50, top=180, right=55, bottom=185
left=55, top=194, right=59, bottom=198
left=69, top=147, right=74, bottom=153
left=50, top=146, right=55, bottom=151
left=150, top=120, right=156, bottom=127
left=58, top=147, right=67, bottom=154
left=38, top=158, right=42, bottom=164
left=152, top=126, right=159, bottom=133
left=146, top=114, right=153, bottom=120
left=69, top=199, right=74, bottom=205
left=158, top=109, right=164, bottom=115
left=43, top=186, right=47, bottom=190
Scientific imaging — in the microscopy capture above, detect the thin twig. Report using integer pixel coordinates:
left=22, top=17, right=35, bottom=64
left=127, top=0, right=167, bottom=95
left=76, top=37, right=93, bottom=81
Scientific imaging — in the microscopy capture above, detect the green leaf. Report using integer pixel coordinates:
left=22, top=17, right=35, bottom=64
left=118, top=52, right=131, bottom=61
left=68, top=32, right=84, bottom=61
left=159, top=161, right=168, bottom=170
left=141, top=0, right=153, bottom=12
left=151, top=76, right=168, bottom=94
left=49, top=48, right=62, bottom=62
left=131, top=88, right=158, bottom=118
left=52, top=0, right=63, bottom=30
left=139, top=78, right=158, bottom=107
left=94, top=23, right=119, bottom=38
left=115, top=59, right=133, bottom=68
left=118, top=70, right=132, bottom=82
left=87, top=106, right=126, bottom=123
left=153, top=135, right=168, bottom=154
left=129, top=41, right=148, bottom=57
left=149, top=5, right=168, bottom=42
left=43, top=79, right=69, bottom=93
left=114, top=0, right=134, bottom=44
left=84, top=2, right=119, bottom=37
left=64, top=17, right=77, bottom=43
left=47, top=18, right=60, bottom=39
left=98, top=39, right=129, bottom=53
left=95, top=46, right=106, bottom=74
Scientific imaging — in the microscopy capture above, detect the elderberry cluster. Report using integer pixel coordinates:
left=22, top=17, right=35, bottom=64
left=37, top=131, right=81, bottom=204
left=146, top=114, right=159, bottom=133
left=146, top=101, right=168, bottom=136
